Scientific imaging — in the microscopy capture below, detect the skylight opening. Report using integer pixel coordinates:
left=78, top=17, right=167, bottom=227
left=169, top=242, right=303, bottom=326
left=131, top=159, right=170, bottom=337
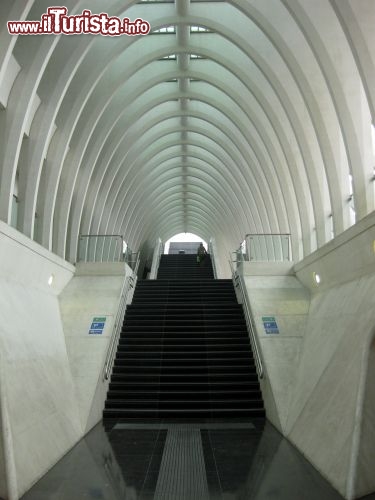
left=329, top=214, right=334, bottom=240
left=164, top=233, right=208, bottom=254
left=190, top=25, right=212, bottom=33
left=152, top=26, right=176, bottom=34
left=160, top=54, right=177, bottom=60
left=347, top=174, right=356, bottom=226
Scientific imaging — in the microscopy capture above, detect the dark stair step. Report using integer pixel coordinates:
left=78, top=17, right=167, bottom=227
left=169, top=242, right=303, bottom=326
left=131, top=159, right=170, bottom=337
left=115, top=350, right=254, bottom=358
left=110, top=373, right=259, bottom=383
left=124, top=318, right=245, bottom=324
left=123, top=320, right=246, bottom=327
left=124, top=314, right=244, bottom=321
left=103, top=408, right=266, bottom=418
left=122, top=327, right=247, bottom=334
left=114, top=357, right=255, bottom=366
left=117, top=345, right=252, bottom=352
left=121, top=327, right=248, bottom=334
left=112, top=365, right=256, bottom=374
left=106, top=389, right=262, bottom=400
left=119, top=340, right=250, bottom=347
left=108, top=380, right=261, bottom=391
left=128, top=302, right=242, bottom=307
left=105, top=399, right=264, bottom=410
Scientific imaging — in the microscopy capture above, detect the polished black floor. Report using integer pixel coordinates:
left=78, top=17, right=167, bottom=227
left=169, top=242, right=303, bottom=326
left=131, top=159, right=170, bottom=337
left=21, top=418, right=375, bottom=500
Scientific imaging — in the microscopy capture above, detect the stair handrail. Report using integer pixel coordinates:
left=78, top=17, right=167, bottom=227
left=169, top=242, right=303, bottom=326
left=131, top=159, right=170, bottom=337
left=208, top=240, right=218, bottom=279
left=150, top=238, right=163, bottom=279
left=229, top=256, right=264, bottom=379
left=103, top=253, right=140, bottom=381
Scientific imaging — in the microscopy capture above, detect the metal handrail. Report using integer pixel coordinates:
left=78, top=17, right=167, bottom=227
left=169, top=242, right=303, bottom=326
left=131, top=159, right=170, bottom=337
left=229, top=257, right=264, bottom=379
left=150, top=238, right=163, bottom=279
left=208, top=241, right=218, bottom=279
left=126, top=251, right=139, bottom=271
left=103, top=254, right=140, bottom=380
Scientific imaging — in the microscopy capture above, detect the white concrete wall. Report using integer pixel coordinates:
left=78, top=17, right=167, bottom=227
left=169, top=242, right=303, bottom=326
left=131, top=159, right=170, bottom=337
left=0, top=223, right=134, bottom=499
left=292, top=212, right=375, bottom=500
left=355, top=337, right=375, bottom=498
left=240, top=262, right=309, bottom=433
left=58, top=261, right=133, bottom=434
left=0, top=221, right=80, bottom=499
left=242, top=212, right=375, bottom=499
left=286, top=275, right=375, bottom=499
left=295, top=210, right=375, bottom=292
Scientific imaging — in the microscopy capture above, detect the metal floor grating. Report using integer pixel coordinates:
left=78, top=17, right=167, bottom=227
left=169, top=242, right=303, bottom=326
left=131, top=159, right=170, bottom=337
left=154, top=426, right=209, bottom=500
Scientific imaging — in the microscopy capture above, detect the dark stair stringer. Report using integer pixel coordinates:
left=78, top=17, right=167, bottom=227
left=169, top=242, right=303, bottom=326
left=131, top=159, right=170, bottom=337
left=103, top=254, right=265, bottom=419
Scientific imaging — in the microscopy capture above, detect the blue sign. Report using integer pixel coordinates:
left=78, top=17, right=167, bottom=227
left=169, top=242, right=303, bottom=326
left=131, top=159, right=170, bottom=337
left=262, top=316, right=279, bottom=334
left=91, top=322, right=105, bottom=330
left=89, top=316, right=106, bottom=335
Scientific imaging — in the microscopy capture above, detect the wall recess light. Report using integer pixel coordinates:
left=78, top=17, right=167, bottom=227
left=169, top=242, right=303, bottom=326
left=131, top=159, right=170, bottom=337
left=313, top=272, right=321, bottom=285
left=48, top=274, right=54, bottom=286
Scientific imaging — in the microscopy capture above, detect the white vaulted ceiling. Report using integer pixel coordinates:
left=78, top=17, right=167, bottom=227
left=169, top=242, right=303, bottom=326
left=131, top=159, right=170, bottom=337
left=0, top=0, right=374, bottom=263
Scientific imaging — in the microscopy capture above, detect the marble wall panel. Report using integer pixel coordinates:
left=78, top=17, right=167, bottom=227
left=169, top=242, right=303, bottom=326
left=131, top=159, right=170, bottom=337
left=59, top=272, right=126, bottom=431
left=0, top=224, right=82, bottom=498
left=243, top=259, right=375, bottom=499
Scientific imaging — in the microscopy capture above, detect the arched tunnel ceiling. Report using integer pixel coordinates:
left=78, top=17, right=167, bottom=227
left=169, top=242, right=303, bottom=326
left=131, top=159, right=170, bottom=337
left=0, top=0, right=374, bottom=263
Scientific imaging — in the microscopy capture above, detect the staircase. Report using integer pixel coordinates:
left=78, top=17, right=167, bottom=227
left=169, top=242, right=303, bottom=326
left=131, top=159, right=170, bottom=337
left=103, top=254, right=265, bottom=420
left=157, top=254, right=214, bottom=279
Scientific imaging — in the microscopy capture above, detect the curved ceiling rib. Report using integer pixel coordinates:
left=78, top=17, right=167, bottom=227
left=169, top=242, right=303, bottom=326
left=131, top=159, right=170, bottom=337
left=329, top=0, right=375, bottom=121
left=0, top=0, right=374, bottom=268
left=281, top=0, right=374, bottom=221
left=75, top=107, right=289, bottom=242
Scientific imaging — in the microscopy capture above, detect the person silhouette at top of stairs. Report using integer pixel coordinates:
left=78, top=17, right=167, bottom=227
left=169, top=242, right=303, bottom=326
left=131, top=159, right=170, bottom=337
left=197, top=242, right=207, bottom=265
